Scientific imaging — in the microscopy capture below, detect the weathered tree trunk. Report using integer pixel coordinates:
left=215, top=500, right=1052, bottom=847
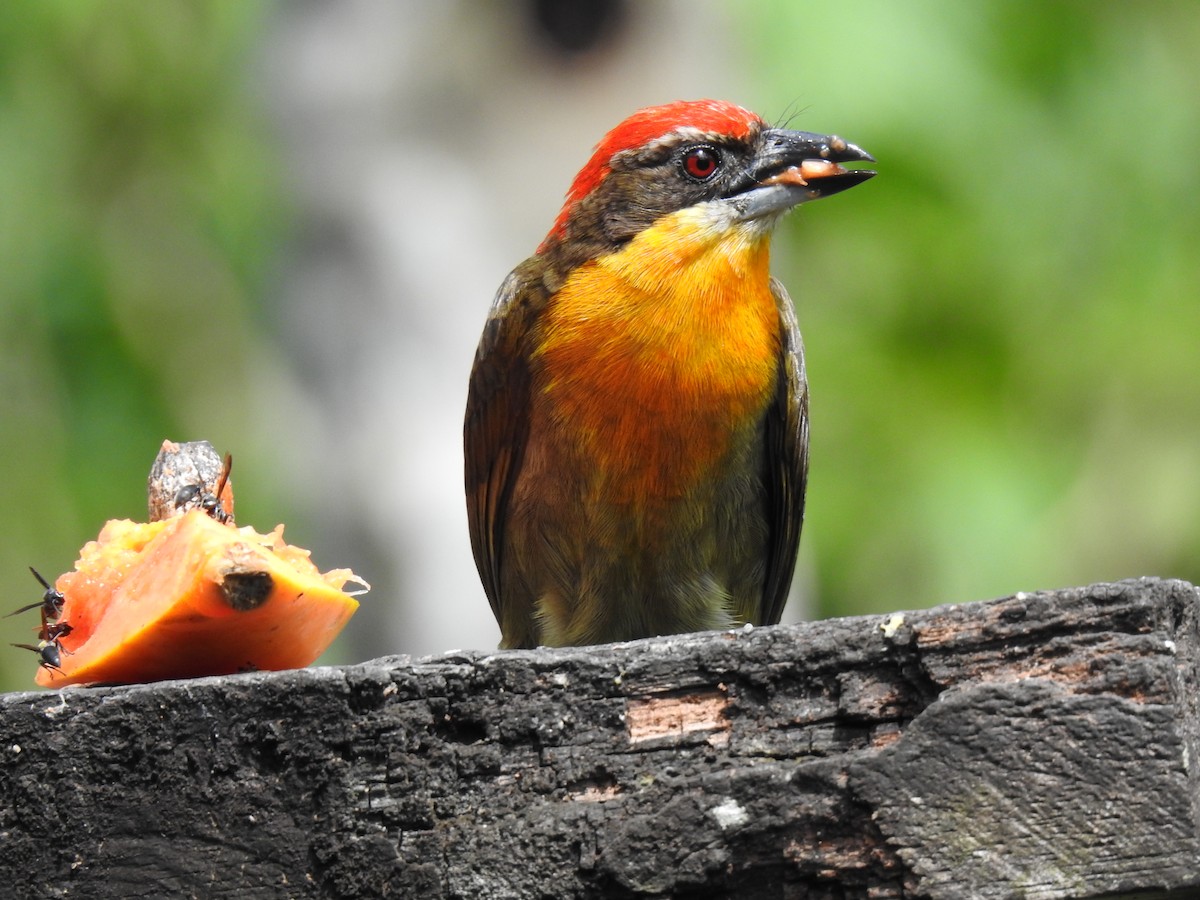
left=2, top=578, right=1198, bottom=899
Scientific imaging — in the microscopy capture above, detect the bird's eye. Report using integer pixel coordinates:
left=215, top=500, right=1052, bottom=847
left=681, top=145, right=720, bottom=181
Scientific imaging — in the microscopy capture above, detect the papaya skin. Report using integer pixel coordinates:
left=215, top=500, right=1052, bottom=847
left=36, top=511, right=364, bottom=687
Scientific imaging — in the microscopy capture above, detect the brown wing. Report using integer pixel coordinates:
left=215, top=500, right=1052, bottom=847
left=760, top=277, right=810, bottom=626
left=463, top=261, right=544, bottom=629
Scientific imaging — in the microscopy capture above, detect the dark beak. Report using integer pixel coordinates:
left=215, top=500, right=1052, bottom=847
left=733, top=128, right=875, bottom=219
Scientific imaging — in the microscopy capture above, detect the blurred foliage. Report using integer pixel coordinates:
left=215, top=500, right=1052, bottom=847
left=0, top=1, right=287, bottom=691
left=749, top=0, right=1200, bottom=616
left=1, top=0, right=1197, bottom=692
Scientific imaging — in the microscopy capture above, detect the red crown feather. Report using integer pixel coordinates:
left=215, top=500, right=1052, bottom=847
left=540, top=99, right=762, bottom=250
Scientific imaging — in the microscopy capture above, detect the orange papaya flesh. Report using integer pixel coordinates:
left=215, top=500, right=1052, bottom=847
left=37, top=510, right=364, bottom=687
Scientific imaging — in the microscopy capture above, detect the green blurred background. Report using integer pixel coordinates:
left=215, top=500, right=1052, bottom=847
left=1, top=1, right=1197, bottom=692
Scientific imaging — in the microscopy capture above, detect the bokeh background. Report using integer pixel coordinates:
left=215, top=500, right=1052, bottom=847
left=2, top=0, right=1197, bottom=692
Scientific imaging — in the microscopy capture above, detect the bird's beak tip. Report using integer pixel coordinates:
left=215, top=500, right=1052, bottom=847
left=834, top=139, right=875, bottom=164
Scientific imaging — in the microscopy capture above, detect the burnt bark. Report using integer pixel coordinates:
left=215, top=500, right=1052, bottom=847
left=2, top=578, right=1199, bottom=899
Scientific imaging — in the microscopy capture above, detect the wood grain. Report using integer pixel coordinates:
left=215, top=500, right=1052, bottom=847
left=2, top=578, right=1197, bottom=898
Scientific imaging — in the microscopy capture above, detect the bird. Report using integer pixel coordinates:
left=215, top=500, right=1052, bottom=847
left=465, top=99, right=874, bottom=649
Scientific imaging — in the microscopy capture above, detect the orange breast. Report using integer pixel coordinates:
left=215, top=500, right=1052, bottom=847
left=533, top=207, right=781, bottom=502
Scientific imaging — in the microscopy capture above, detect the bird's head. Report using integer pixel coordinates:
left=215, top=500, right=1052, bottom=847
left=538, top=99, right=875, bottom=270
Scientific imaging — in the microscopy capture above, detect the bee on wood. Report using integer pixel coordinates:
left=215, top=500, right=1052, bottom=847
left=174, top=453, right=234, bottom=525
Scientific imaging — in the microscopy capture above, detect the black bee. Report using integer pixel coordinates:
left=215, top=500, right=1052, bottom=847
left=11, top=637, right=70, bottom=674
left=174, top=452, right=234, bottom=524
left=5, top=567, right=66, bottom=620
left=9, top=569, right=74, bottom=674
left=42, top=621, right=73, bottom=642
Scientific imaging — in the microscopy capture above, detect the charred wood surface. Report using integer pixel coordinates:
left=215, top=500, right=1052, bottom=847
left=2, top=578, right=1199, bottom=899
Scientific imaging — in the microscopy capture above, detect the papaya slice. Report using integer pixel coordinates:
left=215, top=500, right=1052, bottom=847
left=35, top=510, right=366, bottom=687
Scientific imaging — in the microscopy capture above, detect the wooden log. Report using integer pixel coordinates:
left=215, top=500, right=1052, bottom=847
left=2, top=578, right=1198, bottom=898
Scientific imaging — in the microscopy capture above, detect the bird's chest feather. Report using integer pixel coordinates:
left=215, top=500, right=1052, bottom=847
left=531, top=212, right=780, bottom=502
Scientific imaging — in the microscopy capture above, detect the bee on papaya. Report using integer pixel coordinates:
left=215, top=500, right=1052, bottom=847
left=174, top=452, right=234, bottom=525
left=5, top=567, right=66, bottom=621
left=42, top=621, right=73, bottom=643
left=11, top=637, right=71, bottom=674
left=8, top=569, right=75, bottom=676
